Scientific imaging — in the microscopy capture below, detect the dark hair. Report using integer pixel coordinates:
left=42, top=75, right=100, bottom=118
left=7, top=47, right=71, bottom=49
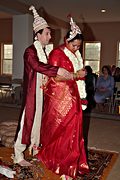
left=85, top=65, right=93, bottom=74
left=65, top=30, right=84, bottom=42
left=102, top=65, right=111, bottom=75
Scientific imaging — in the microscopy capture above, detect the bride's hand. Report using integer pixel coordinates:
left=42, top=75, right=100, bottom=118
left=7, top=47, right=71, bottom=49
left=76, top=69, right=86, bottom=78
left=54, top=75, right=67, bottom=81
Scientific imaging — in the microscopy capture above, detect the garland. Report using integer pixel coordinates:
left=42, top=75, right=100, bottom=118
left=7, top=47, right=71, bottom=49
left=34, top=40, right=53, bottom=63
left=34, top=40, right=53, bottom=85
left=63, top=47, right=87, bottom=110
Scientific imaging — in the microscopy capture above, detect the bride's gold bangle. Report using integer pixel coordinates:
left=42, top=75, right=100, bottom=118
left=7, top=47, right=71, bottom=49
left=73, top=73, right=77, bottom=80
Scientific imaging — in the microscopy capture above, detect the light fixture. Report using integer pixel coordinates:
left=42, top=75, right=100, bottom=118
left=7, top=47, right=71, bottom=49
left=101, top=9, right=106, bottom=13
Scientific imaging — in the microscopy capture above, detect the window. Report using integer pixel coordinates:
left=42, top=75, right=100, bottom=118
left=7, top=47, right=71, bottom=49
left=1, top=44, right=13, bottom=75
left=83, top=42, right=101, bottom=74
left=117, top=42, right=120, bottom=67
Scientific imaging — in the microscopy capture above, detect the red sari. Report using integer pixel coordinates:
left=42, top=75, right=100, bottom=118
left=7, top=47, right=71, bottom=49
left=37, top=45, right=89, bottom=178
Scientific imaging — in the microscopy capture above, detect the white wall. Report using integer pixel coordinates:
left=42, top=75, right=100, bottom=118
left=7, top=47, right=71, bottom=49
left=12, top=14, right=33, bottom=79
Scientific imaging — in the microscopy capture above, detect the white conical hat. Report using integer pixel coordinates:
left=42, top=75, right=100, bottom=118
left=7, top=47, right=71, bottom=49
left=29, top=5, right=49, bottom=33
left=67, top=16, right=82, bottom=41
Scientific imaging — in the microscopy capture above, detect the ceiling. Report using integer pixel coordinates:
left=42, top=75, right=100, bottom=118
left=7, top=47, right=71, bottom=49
left=0, top=0, right=120, bottom=23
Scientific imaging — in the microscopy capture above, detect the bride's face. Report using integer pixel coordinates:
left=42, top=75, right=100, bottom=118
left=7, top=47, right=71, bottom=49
left=66, top=39, right=82, bottom=53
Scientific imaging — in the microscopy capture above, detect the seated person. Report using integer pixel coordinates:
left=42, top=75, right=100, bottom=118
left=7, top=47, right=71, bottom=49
left=111, top=64, right=116, bottom=76
left=94, top=65, right=114, bottom=104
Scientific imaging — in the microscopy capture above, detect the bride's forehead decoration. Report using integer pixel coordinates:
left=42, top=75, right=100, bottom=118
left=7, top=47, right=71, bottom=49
left=67, top=16, right=82, bottom=41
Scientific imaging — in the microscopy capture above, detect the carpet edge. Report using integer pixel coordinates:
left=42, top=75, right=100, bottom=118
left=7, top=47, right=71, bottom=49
left=101, top=152, right=119, bottom=180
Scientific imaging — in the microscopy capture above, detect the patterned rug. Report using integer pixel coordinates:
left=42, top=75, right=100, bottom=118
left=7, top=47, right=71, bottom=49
left=0, top=147, right=119, bottom=180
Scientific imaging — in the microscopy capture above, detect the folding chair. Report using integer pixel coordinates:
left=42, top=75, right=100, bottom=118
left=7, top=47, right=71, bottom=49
left=112, top=82, right=120, bottom=114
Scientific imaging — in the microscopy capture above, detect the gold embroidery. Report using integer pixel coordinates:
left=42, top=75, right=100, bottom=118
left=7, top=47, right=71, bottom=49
left=43, top=79, right=73, bottom=121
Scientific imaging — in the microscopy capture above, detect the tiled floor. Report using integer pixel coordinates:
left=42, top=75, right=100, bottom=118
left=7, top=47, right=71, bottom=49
left=0, top=105, right=120, bottom=179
